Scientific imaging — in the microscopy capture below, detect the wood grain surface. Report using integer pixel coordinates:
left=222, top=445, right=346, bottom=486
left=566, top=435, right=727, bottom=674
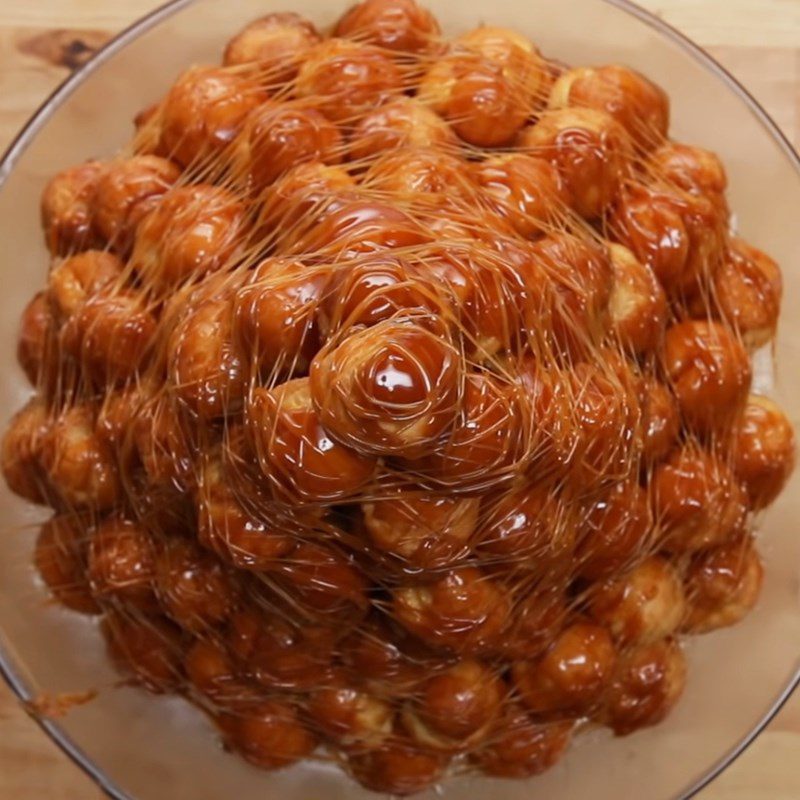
left=0, top=1, right=798, bottom=798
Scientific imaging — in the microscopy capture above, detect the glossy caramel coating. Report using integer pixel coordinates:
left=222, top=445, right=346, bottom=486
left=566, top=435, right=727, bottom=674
left=364, top=146, right=476, bottom=207
left=731, top=395, right=795, bottom=510
left=472, top=708, right=573, bottom=778
left=92, top=156, right=181, bottom=253
left=228, top=604, right=337, bottom=690
left=639, top=378, right=680, bottom=464
left=17, top=292, right=57, bottom=388
left=402, top=659, right=505, bottom=750
left=512, top=622, right=616, bottom=715
left=295, top=39, right=403, bottom=123
left=223, top=12, right=321, bottom=83
left=476, top=485, right=574, bottom=564
left=168, top=297, right=245, bottom=420
left=310, top=318, right=460, bottom=459
left=60, top=291, right=157, bottom=385
left=519, top=107, right=633, bottom=219
left=418, top=52, right=530, bottom=147
left=217, top=699, right=318, bottom=769
left=184, top=637, right=252, bottom=707
left=308, top=681, right=393, bottom=747
left=34, top=514, right=99, bottom=614
left=682, top=537, right=763, bottom=634
left=606, top=242, right=666, bottom=354
left=40, top=161, right=105, bottom=256
left=549, top=65, right=669, bottom=152
left=348, top=98, right=457, bottom=162
left=132, top=185, right=247, bottom=293
left=155, top=538, right=241, bottom=633
left=663, top=320, right=751, bottom=435
left=254, top=162, right=356, bottom=244
left=159, top=67, right=267, bottom=168
left=1, top=399, right=51, bottom=504
left=705, top=238, right=782, bottom=349
left=102, top=611, right=185, bottom=692
left=652, top=444, right=747, bottom=553
left=457, top=26, right=550, bottom=110
left=288, top=198, right=430, bottom=257
left=392, top=567, right=510, bottom=655
left=588, top=556, right=685, bottom=645
left=47, top=250, right=124, bottom=322
left=605, top=637, right=687, bottom=735
left=318, top=255, right=440, bottom=339
left=422, top=373, right=527, bottom=488
left=648, top=141, right=727, bottom=207
left=88, top=516, right=158, bottom=611
left=471, top=153, right=568, bottom=238
left=247, top=378, right=377, bottom=503
left=40, top=404, right=120, bottom=510
left=334, top=0, right=441, bottom=54
left=577, top=480, right=652, bottom=580
left=499, top=584, right=568, bottom=661
left=609, top=180, right=726, bottom=297
left=234, top=101, right=343, bottom=192
left=197, top=454, right=295, bottom=570
left=347, top=738, right=448, bottom=795
left=361, top=491, right=478, bottom=569
left=232, top=259, right=324, bottom=378
left=276, top=540, right=368, bottom=616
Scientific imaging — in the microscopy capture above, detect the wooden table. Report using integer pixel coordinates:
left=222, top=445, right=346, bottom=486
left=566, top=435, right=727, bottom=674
left=0, top=1, right=798, bottom=797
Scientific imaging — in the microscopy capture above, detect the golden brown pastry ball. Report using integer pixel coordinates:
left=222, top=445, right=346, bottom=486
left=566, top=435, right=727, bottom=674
left=159, top=66, right=267, bottom=168
left=663, top=320, right=751, bottom=435
left=1, top=398, right=52, bottom=505
left=34, top=513, right=99, bottom=614
left=197, top=454, right=295, bottom=570
left=40, top=403, right=121, bottom=510
left=577, top=479, right=652, bottom=580
left=217, top=699, right=318, bottom=769
left=132, top=185, right=247, bottom=293
left=88, top=515, right=158, bottom=611
left=682, top=537, right=763, bottom=633
left=588, top=556, right=686, bottom=645
left=60, top=291, right=156, bottom=385
left=102, top=611, right=185, bottom=693
left=234, top=101, right=343, bottom=192
left=349, top=98, right=457, bottom=162
left=471, top=708, right=573, bottom=778
left=307, top=680, right=393, bottom=747
left=609, top=180, right=725, bottom=297
left=549, top=65, right=669, bottom=151
left=731, top=394, right=795, bottom=510
left=184, top=637, right=252, bottom=707
left=606, top=242, right=667, bottom=354
left=167, top=297, right=245, bottom=420
left=347, top=738, right=449, bottom=795
left=247, top=378, right=378, bottom=503
left=17, top=291, right=57, bottom=389
left=295, top=39, right=404, bottom=123
left=513, top=622, right=616, bottom=716
left=639, top=377, right=680, bottom=464
left=334, top=0, right=441, bottom=54
left=41, top=161, right=105, bottom=256
left=518, top=107, right=633, bottom=219
left=392, top=567, right=510, bottom=655
left=652, top=443, right=747, bottom=553
left=605, top=637, right=687, bottom=735
left=471, top=154, right=568, bottom=238
left=92, top=156, right=181, bottom=253
left=361, top=490, right=478, bottom=569
left=648, top=141, right=727, bottom=207
left=402, top=659, right=505, bottom=750
left=309, top=318, right=461, bottom=459
left=223, top=12, right=321, bottom=83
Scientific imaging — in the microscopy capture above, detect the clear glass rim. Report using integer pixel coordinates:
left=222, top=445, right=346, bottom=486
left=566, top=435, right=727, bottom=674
left=0, top=1, right=798, bottom=797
